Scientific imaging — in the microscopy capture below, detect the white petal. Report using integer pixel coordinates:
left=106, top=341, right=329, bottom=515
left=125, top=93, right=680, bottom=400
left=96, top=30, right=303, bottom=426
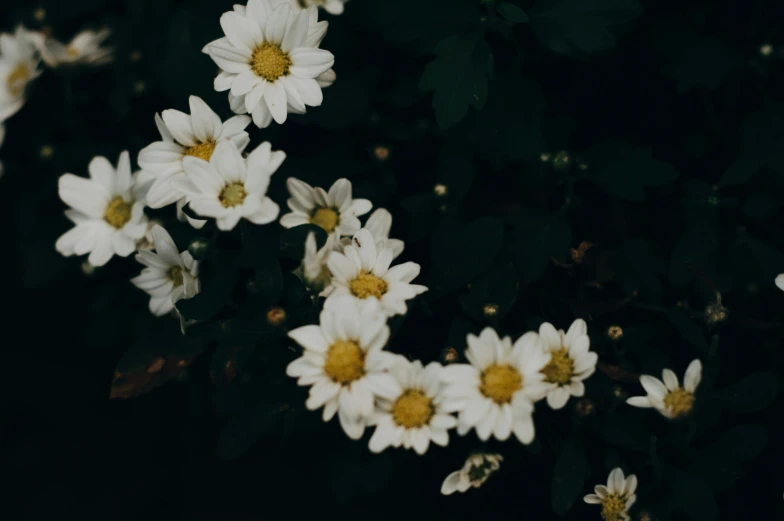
left=683, top=359, right=702, bottom=393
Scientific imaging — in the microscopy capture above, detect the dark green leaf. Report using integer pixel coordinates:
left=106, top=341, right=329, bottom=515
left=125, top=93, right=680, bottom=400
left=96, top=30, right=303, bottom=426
left=459, top=262, right=519, bottom=325
left=216, top=406, right=278, bottom=461
left=611, top=239, right=665, bottom=301
left=667, top=466, right=718, bottom=521
left=551, top=436, right=589, bottom=516
left=701, top=424, right=769, bottom=464
left=665, top=307, right=707, bottom=351
left=177, top=250, right=243, bottom=321
left=279, top=224, right=327, bottom=261
left=722, top=371, right=779, bottom=413
left=497, top=3, right=529, bottom=23
left=509, top=209, right=571, bottom=283
left=661, top=38, right=742, bottom=94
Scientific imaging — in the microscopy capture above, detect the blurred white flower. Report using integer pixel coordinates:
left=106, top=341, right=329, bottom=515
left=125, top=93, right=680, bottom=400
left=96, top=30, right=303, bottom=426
left=0, top=26, right=42, bottom=121
left=281, top=177, right=372, bottom=237
left=538, top=319, right=598, bottom=410
left=301, top=231, right=340, bottom=292
left=37, top=28, right=113, bottom=67
left=776, top=274, right=784, bottom=291
left=584, top=467, right=638, bottom=521
left=282, top=0, right=349, bottom=16
left=441, top=453, right=503, bottom=495
left=627, top=359, right=702, bottom=419
left=364, top=208, right=404, bottom=260
left=56, top=151, right=149, bottom=267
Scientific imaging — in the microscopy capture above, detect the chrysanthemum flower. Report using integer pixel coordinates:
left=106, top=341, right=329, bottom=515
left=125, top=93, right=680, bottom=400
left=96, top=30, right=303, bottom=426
left=36, top=28, right=113, bottom=67
left=131, top=225, right=199, bottom=316
left=301, top=231, right=340, bottom=292
left=441, top=453, right=503, bottom=495
left=583, top=468, right=638, bottom=521
left=173, top=140, right=282, bottom=231
left=440, top=328, right=550, bottom=444
left=368, top=358, right=456, bottom=455
left=0, top=27, right=42, bottom=121
left=138, top=96, right=252, bottom=209
left=203, top=0, right=336, bottom=128
left=538, top=319, right=598, bottom=410
left=56, top=151, right=149, bottom=267
left=286, top=296, right=400, bottom=439
left=626, top=359, right=702, bottom=419
left=326, top=229, right=427, bottom=316
left=364, top=208, right=404, bottom=260
left=280, top=177, right=371, bottom=237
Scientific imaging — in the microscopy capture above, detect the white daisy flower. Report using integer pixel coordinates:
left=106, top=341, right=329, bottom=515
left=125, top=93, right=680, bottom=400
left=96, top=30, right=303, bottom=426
left=440, top=328, right=550, bottom=444
left=56, top=151, right=149, bottom=267
left=280, top=177, right=371, bottom=236
left=131, top=225, right=200, bottom=316
left=326, top=229, right=427, bottom=316
left=285, top=295, right=401, bottom=440
left=364, top=208, right=404, bottom=260
left=283, top=0, right=349, bottom=16
left=440, top=453, right=503, bottom=495
left=301, top=231, right=341, bottom=292
left=583, top=467, right=638, bottom=521
left=0, top=27, right=42, bottom=121
left=138, top=96, right=252, bottom=209
left=36, top=28, right=113, bottom=67
left=173, top=140, right=281, bottom=231
left=626, top=359, right=702, bottom=420
left=538, top=319, right=598, bottom=410
left=776, top=274, right=784, bottom=291
left=203, top=0, right=336, bottom=128
left=368, top=358, right=457, bottom=455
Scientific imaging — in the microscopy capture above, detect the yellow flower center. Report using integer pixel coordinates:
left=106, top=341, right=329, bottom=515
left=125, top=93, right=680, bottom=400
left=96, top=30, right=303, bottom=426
left=541, top=348, right=575, bottom=385
left=251, top=42, right=291, bottom=82
left=167, top=265, right=184, bottom=287
left=601, top=493, right=627, bottom=521
left=67, top=46, right=80, bottom=57
left=310, top=207, right=340, bottom=233
left=185, top=141, right=216, bottom=161
left=349, top=272, right=388, bottom=300
left=104, top=196, right=132, bottom=228
left=323, top=340, right=365, bottom=384
left=392, top=389, right=434, bottom=429
left=7, top=64, right=30, bottom=97
left=480, top=364, right=522, bottom=404
left=219, top=182, right=247, bottom=208
left=663, top=388, right=695, bottom=418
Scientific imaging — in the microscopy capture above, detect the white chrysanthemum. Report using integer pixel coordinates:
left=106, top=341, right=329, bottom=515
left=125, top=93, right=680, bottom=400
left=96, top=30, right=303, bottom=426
left=364, top=208, right=404, bottom=260
left=203, top=1, right=336, bottom=128
left=627, top=359, right=702, bottom=420
left=56, top=151, right=149, bottom=267
left=138, top=96, right=252, bottom=209
left=173, top=140, right=281, bottom=231
left=440, top=328, right=550, bottom=444
left=441, top=453, right=503, bottom=496
left=326, top=229, right=427, bottom=316
left=36, top=28, right=113, bottom=67
left=776, top=274, right=784, bottom=291
left=368, top=358, right=457, bottom=455
left=131, top=225, right=200, bottom=316
left=301, top=231, right=341, bottom=292
left=0, top=27, right=42, bottom=121
left=286, top=295, right=401, bottom=439
left=538, top=319, right=598, bottom=410
left=282, top=0, right=349, bottom=16
left=583, top=468, right=638, bottom=521
left=281, top=177, right=372, bottom=237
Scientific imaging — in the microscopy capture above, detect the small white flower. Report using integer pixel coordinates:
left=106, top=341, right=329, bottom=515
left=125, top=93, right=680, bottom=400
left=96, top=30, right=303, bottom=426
left=538, top=319, right=598, bottom=410
left=776, top=274, right=784, bottom=292
left=203, top=0, right=336, bottom=128
left=286, top=295, right=401, bottom=440
left=301, top=231, right=340, bottom=292
left=282, top=0, right=349, bottom=16
left=368, top=357, right=457, bottom=455
left=326, top=229, right=427, bottom=316
left=138, top=95, right=252, bottom=209
left=131, top=225, right=200, bottom=316
left=0, top=27, right=42, bottom=121
left=56, top=151, right=149, bottom=267
left=173, top=140, right=282, bottom=231
left=364, top=208, right=404, bottom=260
left=440, top=328, right=550, bottom=444
left=626, top=359, right=702, bottom=419
left=36, top=28, right=113, bottom=67
left=583, top=467, right=638, bottom=521
left=440, top=453, right=503, bottom=495
left=280, top=177, right=372, bottom=237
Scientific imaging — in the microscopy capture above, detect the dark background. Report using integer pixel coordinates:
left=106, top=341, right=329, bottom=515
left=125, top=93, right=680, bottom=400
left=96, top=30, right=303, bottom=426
left=1, top=0, right=782, bottom=519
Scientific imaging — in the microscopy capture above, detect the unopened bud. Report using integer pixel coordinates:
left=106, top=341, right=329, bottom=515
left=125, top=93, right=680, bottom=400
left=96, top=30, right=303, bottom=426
left=373, top=145, right=390, bottom=161
left=433, top=184, right=448, bottom=197
left=760, top=44, right=774, bottom=57
left=552, top=150, right=571, bottom=171
left=607, top=325, right=623, bottom=341
left=267, top=306, right=287, bottom=327
left=188, top=238, right=210, bottom=259
left=441, top=347, right=459, bottom=364
left=483, top=303, right=499, bottom=318
left=575, top=398, right=595, bottom=417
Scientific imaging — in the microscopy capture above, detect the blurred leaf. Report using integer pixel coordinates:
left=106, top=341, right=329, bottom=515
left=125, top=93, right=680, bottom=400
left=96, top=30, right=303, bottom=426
left=110, top=340, right=203, bottom=399
left=611, top=239, right=665, bottom=301
left=741, top=192, right=781, bottom=221
left=216, top=404, right=279, bottom=461
left=176, top=250, right=243, bottom=321
left=661, top=37, right=742, bottom=94
left=667, top=466, right=718, bottom=521
left=665, top=307, right=707, bottom=351
left=721, top=371, right=779, bottom=413
left=669, top=208, right=718, bottom=286
left=497, top=3, right=529, bottom=23
left=279, top=224, right=328, bottom=261
left=459, top=262, right=519, bottom=325
left=551, top=436, right=589, bottom=516
left=701, top=424, right=769, bottom=464
left=509, top=209, right=571, bottom=283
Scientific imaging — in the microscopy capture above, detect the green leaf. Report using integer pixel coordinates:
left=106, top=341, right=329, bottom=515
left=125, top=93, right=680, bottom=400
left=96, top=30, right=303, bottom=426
left=718, top=158, right=761, bottom=187
left=669, top=208, right=719, bottom=286
left=611, top=239, right=665, bottom=301
left=667, top=466, right=718, bottom=521
left=551, top=436, right=589, bottom=516
left=459, top=262, right=519, bottom=326
left=661, top=38, right=742, bottom=94
left=581, top=140, right=679, bottom=200
left=216, top=405, right=278, bottom=461
left=509, top=209, right=572, bottom=283
left=420, top=33, right=493, bottom=129
left=176, top=250, right=243, bottom=321
left=722, top=371, right=779, bottom=413
left=702, top=424, right=769, bottom=464
left=497, top=2, right=529, bottom=22
left=530, top=0, right=643, bottom=55
left=279, top=224, right=328, bottom=261
left=665, top=307, right=707, bottom=351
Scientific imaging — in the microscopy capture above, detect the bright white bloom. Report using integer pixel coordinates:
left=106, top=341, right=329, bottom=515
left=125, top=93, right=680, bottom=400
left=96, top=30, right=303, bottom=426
left=281, top=177, right=372, bottom=237
left=368, top=358, right=456, bottom=455
left=37, top=28, right=113, bottom=67
left=301, top=231, right=340, bottom=292
left=326, top=229, right=427, bottom=316
left=131, top=225, right=200, bottom=316
left=776, top=274, right=784, bottom=291
left=56, top=151, right=148, bottom=267
left=203, top=0, right=336, bottom=128
left=285, top=295, right=400, bottom=439
left=538, top=319, right=598, bottom=410
left=138, top=96, right=251, bottom=209
left=627, top=359, right=702, bottom=419
left=0, top=27, right=42, bottom=121
left=282, top=0, right=349, bottom=16
left=364, top=208, right=404, bottom=260
left=440, top=328, right=550, bottom=444
left=441, top=453, right=503, bottom=495
left=583, top=468, right=638, bottom=521
left=173, top=140, right=281, bottom=231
